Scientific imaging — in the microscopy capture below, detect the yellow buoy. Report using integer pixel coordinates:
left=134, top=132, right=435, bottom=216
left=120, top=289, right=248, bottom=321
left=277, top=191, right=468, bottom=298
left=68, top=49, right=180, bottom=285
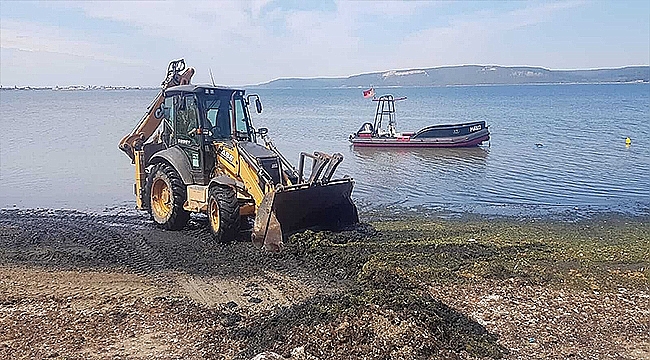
left=625, top=137, right=632, bottom=146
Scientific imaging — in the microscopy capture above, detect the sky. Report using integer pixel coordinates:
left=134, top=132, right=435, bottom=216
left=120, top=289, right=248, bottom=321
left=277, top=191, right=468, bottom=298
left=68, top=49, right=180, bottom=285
left=1, top=0, right=649, bottom=87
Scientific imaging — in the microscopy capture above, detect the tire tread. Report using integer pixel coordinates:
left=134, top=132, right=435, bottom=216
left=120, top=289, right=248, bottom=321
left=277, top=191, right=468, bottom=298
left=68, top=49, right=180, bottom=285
left=208, top=186, right=240, bottom=243
left=146, top=162, right=189, bottom=230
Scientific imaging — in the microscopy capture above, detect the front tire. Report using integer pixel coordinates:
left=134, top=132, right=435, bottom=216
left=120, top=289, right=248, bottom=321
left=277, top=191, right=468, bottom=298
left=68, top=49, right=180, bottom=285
left=208, top=186, right=240, bottom=243
left=147, top=163, right=189, bottom=230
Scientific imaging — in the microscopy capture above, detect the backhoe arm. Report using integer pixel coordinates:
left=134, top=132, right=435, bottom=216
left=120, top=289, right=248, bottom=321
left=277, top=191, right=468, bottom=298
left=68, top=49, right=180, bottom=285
left=118, top=59, right=195, bottom=161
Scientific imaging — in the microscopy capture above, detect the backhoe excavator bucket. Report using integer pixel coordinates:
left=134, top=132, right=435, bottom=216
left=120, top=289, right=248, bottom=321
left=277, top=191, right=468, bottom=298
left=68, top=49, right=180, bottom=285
left=252, top=179, right=358, bottom=251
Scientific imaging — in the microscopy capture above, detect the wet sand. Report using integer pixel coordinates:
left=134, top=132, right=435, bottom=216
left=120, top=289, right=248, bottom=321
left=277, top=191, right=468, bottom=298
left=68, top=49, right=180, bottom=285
left=0, top=209, right=648, bottom=359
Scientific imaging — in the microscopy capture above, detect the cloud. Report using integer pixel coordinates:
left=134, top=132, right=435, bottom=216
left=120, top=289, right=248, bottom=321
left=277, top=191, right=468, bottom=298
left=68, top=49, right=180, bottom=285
left=66, top=1, right=264, bottom=46
left=1, top=49, right=157, bottom=86
left=2, top=0, right=645, bottom=86
left=390, top=1, right=587, bottom=70
left=335, top=0, right=439, bottom=18
left=49, top=1, right=367, bottom=84
left=0, top=19, right=143, bottom=66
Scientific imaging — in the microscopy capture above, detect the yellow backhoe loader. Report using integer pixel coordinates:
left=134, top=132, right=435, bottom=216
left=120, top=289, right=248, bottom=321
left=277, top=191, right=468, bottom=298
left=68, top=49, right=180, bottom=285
left=119, top=59, right=358, bottom=251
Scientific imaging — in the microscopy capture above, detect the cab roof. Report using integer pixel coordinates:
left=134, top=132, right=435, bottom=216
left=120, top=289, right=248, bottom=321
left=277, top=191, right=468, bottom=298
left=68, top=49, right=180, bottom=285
left=165, top=84, right=244, bottom=96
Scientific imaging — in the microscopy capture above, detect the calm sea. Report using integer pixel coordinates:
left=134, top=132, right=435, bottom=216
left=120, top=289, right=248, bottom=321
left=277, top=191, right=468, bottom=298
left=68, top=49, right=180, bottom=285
left=1, top=84, right=649, bottom=218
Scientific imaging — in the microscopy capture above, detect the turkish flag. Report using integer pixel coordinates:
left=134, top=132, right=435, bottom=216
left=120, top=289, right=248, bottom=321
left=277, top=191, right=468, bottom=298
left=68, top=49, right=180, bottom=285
left=363, top=87, right=375, bottom=98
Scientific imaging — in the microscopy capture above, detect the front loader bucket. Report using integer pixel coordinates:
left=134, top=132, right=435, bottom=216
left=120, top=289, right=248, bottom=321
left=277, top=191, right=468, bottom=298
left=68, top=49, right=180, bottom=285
left=252, top=179, right=358, bottom=251
left=275, top=179, right=359, bottom=233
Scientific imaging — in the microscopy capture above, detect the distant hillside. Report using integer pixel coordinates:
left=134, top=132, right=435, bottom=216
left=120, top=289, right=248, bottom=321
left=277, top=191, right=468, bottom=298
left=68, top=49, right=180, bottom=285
left=252, top=65, right=649, bottom=89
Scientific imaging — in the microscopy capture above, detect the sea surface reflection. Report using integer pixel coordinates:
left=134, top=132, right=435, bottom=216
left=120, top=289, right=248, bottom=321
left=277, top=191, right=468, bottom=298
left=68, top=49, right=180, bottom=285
left=1, top=84, right=648, bottom=217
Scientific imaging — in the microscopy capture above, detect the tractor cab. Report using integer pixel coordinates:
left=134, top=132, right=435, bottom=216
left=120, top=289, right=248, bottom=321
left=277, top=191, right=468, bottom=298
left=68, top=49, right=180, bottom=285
left=158, top=85, right=261, bottom=184
left=162, top=85, right=257, bottom=143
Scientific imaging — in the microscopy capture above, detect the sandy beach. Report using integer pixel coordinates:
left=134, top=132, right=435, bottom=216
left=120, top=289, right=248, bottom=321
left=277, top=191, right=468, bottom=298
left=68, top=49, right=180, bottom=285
left=0, top=209, right=648, bottom=359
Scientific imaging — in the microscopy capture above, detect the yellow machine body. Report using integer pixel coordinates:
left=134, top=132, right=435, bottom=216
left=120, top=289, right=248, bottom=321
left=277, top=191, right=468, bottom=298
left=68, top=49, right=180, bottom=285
left=119, top=59, right=358, bottom=251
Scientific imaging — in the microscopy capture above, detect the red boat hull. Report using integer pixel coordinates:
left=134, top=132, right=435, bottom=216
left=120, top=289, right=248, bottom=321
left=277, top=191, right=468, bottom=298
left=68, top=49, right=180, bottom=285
left=350, top=129, right=490, bottom=148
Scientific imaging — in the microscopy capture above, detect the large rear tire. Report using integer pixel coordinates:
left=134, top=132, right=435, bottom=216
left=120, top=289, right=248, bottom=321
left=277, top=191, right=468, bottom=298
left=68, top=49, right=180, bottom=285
left=147, top=163, right=189, bottom=230
left=207, top=186, right=240, bottom=243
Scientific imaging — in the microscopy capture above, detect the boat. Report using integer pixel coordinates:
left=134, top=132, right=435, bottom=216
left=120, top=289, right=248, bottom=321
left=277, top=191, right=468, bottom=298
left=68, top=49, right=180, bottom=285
left=349, top=94, right=490, bottom=148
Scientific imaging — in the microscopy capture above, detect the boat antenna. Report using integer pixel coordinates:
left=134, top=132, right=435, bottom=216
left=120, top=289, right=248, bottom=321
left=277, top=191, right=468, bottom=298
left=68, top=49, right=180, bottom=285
left=209, top=68, right=216, bottom=86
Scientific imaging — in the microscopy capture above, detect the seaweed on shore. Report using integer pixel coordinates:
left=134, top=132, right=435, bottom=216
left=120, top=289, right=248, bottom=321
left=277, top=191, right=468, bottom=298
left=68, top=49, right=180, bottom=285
left=1, top=209, right=647, bottom=359
left=213, top=215, right=649, bottom=358
left=364, top=216, right=649, bottom=292
left=282, top=215, right=649, bottom=293
left=203, top=224, right=507, bottom=359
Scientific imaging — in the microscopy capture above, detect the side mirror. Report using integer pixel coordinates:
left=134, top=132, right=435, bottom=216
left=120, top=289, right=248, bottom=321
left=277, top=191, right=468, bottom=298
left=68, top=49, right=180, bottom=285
left=257, top=127, right=269, bottom=136
left=255, top=98, right=262, bottom=114
left=246, top=94, right=263, bottom=113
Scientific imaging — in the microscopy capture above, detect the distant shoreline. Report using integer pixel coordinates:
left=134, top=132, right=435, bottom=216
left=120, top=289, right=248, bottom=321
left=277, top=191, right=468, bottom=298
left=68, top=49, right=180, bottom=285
left=253, top=65, right=650, bottom=89
left=3, top=65, right=648, bottom=90
left=249, top=80, right=649, bottom=90
left=0, top=85, right=157, bottom=91
left=1, top=80, right=647, bottom=91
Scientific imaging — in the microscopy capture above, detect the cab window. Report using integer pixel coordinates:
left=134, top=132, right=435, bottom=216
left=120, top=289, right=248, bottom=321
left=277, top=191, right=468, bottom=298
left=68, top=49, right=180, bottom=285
left=175, top=95, right=200, bottom=146
left=233, top=95, right=250, bottom=140
left=162, top=96, right=174, bottom=143
left=202, top=96, right=231, bottom=139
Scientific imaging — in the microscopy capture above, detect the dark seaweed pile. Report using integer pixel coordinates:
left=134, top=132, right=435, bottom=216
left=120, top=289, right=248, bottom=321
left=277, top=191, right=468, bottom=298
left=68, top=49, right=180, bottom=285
left=2, top=208, right=647, bottom=359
